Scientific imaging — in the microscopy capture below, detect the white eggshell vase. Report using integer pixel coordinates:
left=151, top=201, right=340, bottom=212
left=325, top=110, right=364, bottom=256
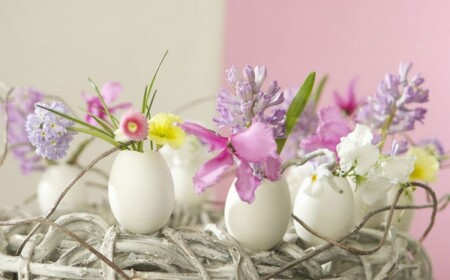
left=108, top=150, right=175, bottom=234
left=37, top=164, right=89, bottom=215
left=349, top=180, right=388, bottom=229
left=293, top=176, right=355, bottom=248
left=171, top=164, right=207, bottom=207
left=225, top=176, right=291, bottom=251
left=387, top=185, right=415, bottom=232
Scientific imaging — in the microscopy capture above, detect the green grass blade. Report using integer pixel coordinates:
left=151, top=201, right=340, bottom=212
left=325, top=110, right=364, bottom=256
left=313, top=75, right=328, bottom=109
left=36, top=104, right=112, bottom=138
left=77, top=107, right=115, bottom=135
left=88, top=114, right=115, bottom=135
left=143, top=50, right=169, bottom=115
left=88, top=78, right=119, bottom=129
left=146, top=89, right=158, bottom=118
left=277, top=72, right=316, bottom=154
left=141, top=85, right=149, bottom=114
left=69, top=127, right=119, bottom=147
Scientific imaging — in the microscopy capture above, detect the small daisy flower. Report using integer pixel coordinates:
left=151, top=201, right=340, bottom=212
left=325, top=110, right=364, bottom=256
left=115, top=110, right=148, bottom=142
left=148, top=113, right=185, bottom=149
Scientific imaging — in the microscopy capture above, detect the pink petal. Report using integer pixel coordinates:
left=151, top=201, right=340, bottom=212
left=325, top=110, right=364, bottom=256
left=318, top=122, right=351, bottom=144
left=193, top=148, right=234, bottom=193
left=235, top=160, right=261, bottom=203
left=319, top=106, right=346, bottom=123
left=301, top=135, right=325, bottom=153
left=180, top=122, right=227, bottom=152
left=264, top=155, right=282, bottom=181
left=101, top=82, right=122, bottom=103
left=109, top=102, right=133, bottom=113
left=230, top=122, right=276, bottom=163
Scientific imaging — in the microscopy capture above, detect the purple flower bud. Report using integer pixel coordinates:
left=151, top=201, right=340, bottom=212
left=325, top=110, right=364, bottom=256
left=214, top=65, right=285, bottom=137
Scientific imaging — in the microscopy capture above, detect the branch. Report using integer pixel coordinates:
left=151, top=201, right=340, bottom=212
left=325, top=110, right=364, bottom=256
left=0, top=88, right=13, bottom=166
left=16, top=146, right=121, bottom=255
left=0, top=217, right=131, bottom=280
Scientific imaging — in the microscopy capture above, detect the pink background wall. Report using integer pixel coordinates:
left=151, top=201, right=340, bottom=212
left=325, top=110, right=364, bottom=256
left=224, top=1, right=450, bottom=278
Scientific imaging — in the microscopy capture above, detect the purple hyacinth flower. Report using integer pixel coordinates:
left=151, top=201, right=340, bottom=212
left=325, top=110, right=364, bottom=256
left=214, top=65, right=286, bottom=138
left=356, top=63, right=428, bottom=134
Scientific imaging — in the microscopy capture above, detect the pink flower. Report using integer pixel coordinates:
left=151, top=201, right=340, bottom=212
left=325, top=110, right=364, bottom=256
left=334, top=78, right=359, bottom=116
left=116, top=110, right=148, bottom=142
left=301, top=107, right=351, bottom=154
left=180, top=122, right=281, bottom=203
left=82, top=82, right=132, bottom=126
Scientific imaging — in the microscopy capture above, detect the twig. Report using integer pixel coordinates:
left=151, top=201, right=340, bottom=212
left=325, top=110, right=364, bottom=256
left=438, top=193, right=450, bottom=211
left=21, top=193, right=37, bottom=206
left=410, top=182, right=437, bottom=242
left=281, top=149, right=336, bottom=174
left=291, top=187, right=404, bottom=256
left=85, top=181, right=108, bottom=190
left=0, top=88, right=13, bottom=166
left=0, top=217, right=131, bottom=280
left=262, top=183, right=439, bottom=280
left=16, top=146, right=121, bottom=256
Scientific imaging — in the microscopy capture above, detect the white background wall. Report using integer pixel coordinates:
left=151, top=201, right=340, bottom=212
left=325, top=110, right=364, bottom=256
left=0, top=0, right=225, bottom=207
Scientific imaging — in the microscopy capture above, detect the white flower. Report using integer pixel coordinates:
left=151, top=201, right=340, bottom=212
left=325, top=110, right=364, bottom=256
left=357, top=153, right=416, bottom=205
left=114, top=129, right=130, bottom=143
left=380, top=153, right=416, bottom=184
left=298, top=162, right=332, bottom=197
left=160, top=135, right=209, bottom=167
left=337, top=124, right=380, bottom=175
left=359, top=169, right=394, bottom=205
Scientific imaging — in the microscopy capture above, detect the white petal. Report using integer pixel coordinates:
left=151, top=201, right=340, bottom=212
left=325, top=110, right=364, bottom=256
left=355, top=144, right=380, bottom=175
left=381, top=154, right=416, bottom=184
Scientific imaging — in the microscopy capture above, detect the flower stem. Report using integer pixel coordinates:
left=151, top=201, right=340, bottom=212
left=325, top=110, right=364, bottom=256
left=281, top=149, right=336, bottom=173
left=66, top=137, right=94, bottom=165
left=378, top=107, right=397, bottom=150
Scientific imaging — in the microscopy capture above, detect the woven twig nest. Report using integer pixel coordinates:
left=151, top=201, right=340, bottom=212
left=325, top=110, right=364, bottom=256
left=0, top=207, right=432, bottom=280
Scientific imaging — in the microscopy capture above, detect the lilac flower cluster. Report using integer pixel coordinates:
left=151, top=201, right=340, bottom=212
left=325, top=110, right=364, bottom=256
left=5, top=88, right=46, bottom=174
left=214, top=66, right=286, bottom=137
left=25, top=102, right=77, bottom=160
left=356, top=63, right=428, bottom=134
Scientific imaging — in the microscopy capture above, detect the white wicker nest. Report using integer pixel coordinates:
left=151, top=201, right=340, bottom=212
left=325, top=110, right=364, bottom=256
left=0, top=206, right=432, bottom=280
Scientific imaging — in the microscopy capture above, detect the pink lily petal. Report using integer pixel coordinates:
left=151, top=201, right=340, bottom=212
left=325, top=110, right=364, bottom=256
left=264, top=154, right=282, bottom=181
left=180, top=122, right=228, bottom=152
left=235, top=160, right=262, bottom=203
left=317, top=122, right=351, bottom=144
left=230, top=122, right=276, bottom=163
left=319, top=106, right=347, bottom=123
left=193, top=148, right=234, bottom=193
left=101, top=82, right=122, bottom=103
left=109, top=102, right=133, bottom=114
left=333, top=78, right=358, bottom=116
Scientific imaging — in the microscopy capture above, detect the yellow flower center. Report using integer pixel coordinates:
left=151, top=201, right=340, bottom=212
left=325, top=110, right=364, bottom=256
left=127, top=121, right=138, bottom=133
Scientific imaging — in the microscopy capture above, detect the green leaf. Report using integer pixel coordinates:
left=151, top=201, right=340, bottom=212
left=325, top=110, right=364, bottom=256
left=87, top=114, right=115, bottom=136
left=36, top=104, right=112, bottom=138
left=142, top=50, right=169, bottom=115
left=313, top=75, right=328, bottom=109
left=77, top=107, right=115, bottom=135
left=68, top=127, right=119, bottom=147
left=277, top=72, right=316, bottom=154
left=145, top=89, right=158, bottom=118
left=88, top=78, right=119, bottom=129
